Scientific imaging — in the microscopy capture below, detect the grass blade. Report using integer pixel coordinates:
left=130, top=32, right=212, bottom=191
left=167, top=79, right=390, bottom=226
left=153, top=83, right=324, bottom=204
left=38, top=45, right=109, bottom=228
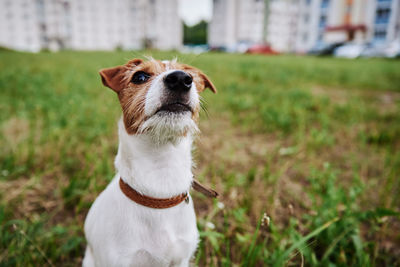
left=275, top=217, right=340, bottom=266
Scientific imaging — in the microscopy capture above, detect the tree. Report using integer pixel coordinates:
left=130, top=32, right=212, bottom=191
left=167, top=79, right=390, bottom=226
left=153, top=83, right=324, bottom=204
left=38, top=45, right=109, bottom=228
left=183, top=20, right=208, bottom=45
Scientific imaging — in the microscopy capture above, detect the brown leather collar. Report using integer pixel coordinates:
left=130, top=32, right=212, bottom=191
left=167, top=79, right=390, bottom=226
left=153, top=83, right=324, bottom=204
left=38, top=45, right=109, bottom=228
left=119, top=178, right=189, bottom=209
left=119, top=177, right=218, bottom=209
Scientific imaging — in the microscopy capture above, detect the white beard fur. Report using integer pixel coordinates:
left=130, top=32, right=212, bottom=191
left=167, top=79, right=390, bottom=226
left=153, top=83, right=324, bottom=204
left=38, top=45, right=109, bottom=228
left=139, top=112, right=199, bottom=146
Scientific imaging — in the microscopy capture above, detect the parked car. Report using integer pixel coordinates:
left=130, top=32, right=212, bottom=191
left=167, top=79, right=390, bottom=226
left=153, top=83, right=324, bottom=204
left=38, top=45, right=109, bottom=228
left=361, top=39, right=400, bottom=58
left=235, top=41, right=253, bottom=53
left=246, top=44, right=279, bottom=55
left=181, top=44, right=209, bottom=54
left=334, top=43, right=367, bottom=58
left=209, top=46, right=227, bottom=52
left=308, top=42, right=344, bottom=56
left=383, top=40, right=400, bottom=58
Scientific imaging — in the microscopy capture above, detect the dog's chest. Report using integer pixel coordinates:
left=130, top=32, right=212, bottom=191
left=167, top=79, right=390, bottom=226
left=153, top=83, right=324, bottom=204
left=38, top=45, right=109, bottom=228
left=140, top=213, right=197, bottom=262
left=84, top=179, right=199, bottom=265
left=119, top=195, right=199, bottom=265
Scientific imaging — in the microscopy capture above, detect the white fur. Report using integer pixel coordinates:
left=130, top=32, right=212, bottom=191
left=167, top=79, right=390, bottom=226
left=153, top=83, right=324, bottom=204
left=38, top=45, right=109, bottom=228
left=83, top=65, right=201, bottom=267
left=144, top=70, right=172, bottom=117
left=139, top=112, right=199, bottom=145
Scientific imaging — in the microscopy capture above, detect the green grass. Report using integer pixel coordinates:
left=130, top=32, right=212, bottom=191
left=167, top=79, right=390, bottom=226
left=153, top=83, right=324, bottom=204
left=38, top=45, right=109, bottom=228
left=0, top=50, right=399, bottom=266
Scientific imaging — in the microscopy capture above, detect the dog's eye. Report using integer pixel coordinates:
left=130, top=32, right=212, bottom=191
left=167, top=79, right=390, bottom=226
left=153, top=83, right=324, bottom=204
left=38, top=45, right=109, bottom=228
left=131, top=71, right=150, bottom=84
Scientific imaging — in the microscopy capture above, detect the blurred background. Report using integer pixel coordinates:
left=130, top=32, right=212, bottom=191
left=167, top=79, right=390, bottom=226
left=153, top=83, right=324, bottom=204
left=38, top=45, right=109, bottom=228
left=0, top=0, right=399, bottom=57
left=1, top=0, right=400, bottom=266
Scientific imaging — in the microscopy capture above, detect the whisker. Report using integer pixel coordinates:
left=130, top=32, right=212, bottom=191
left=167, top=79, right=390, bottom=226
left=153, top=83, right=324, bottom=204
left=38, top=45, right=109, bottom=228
left=200, top=97, right=210, bottom=119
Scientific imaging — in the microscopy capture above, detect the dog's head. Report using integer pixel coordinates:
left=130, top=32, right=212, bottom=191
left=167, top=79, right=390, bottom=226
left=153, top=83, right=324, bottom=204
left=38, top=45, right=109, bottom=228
left=100, top=58, right=216, bottom=143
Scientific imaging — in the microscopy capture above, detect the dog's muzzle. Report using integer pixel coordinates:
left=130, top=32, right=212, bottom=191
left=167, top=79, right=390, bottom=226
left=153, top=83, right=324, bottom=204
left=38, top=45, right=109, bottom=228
left=156, top=70, right=194, bottom=114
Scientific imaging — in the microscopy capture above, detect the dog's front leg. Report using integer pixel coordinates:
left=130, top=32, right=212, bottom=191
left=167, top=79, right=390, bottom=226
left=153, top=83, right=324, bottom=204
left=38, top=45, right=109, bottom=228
left=82, top=246, right=95, bottom=267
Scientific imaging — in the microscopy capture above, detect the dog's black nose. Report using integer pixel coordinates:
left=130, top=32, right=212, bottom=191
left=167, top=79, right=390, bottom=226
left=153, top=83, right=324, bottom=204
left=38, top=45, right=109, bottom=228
left=164, top=71, right=193, bottom=92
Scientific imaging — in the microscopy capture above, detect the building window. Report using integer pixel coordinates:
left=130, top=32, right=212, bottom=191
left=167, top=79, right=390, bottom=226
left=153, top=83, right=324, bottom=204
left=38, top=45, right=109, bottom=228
left=375, top=8, right=391, bottom=24
left=374, top=29, right=387, bottom=41
left=319, top=15, right=327, bottom=28
left=321, top=0, right=329, bottom=8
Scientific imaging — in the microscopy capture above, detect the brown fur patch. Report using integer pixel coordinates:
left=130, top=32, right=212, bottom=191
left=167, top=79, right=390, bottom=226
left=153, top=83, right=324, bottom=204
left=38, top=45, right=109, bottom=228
left=99, top=58, right=216, bottom=134
left=179, top=64, right=217, bottom=93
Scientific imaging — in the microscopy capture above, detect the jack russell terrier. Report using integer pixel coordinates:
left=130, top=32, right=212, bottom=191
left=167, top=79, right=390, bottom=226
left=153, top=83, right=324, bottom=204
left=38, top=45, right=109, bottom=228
left=83, top=58, right=217, bottom=267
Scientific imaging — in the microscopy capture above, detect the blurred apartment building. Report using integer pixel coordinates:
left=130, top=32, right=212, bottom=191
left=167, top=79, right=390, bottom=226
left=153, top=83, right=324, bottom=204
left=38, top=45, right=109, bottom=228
left=208, top=0, right=266, bottom=50
left=0, top=0, right=182, bottom=52
left=208, top=0, right=400, bottom=53
left=295, top=0, right=400, bottom=53
left=266, top=0, right=299, bottom=52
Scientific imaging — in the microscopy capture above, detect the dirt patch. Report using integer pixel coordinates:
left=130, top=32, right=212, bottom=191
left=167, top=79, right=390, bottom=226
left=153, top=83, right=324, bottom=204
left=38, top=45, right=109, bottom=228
left=0, top=174, right=60, bottom=219
left=1, top=117, right=30, bottom=149
left=311, top=86, right=351, bottom=105
left=311, top=86, right=400, bottom=113
left=196, top=114, right=278, bottom=174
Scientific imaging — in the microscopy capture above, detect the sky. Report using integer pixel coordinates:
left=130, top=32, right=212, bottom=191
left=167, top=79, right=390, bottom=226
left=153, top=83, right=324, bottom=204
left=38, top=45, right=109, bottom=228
left=178, top=0, right=212, bottom=26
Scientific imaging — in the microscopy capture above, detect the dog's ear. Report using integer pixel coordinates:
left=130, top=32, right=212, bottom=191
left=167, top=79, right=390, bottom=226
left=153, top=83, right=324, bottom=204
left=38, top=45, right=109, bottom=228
left=183, top=65, right=217, bottom=93
left=199, top=72, right=217, bottom=93
left=100, top=59, right=143, bottom=93
left=99, top=66, right=126, bottom=93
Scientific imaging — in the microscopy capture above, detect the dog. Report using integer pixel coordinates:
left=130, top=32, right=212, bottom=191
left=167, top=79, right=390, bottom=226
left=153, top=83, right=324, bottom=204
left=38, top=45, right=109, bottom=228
left=83, top=58, right=216, bottom=267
